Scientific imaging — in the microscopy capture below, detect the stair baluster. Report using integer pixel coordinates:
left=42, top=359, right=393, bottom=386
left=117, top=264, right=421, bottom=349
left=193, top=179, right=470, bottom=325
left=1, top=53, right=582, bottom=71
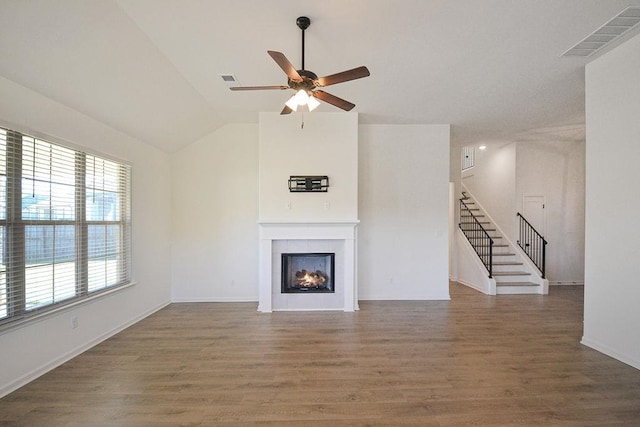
left=459, top=198, right=493, bottom=278
left=516, top=212, right=547, bottom=278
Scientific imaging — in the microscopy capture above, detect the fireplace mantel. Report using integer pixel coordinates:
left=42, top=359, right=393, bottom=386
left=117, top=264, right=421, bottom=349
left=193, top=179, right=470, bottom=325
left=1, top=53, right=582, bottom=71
left=258, top=221, right=359, bottom=312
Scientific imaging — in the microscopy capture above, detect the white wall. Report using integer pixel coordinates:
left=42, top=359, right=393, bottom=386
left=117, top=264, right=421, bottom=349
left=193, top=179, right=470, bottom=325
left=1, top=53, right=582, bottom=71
left=462, top=143, right=517, bottom=242
left=0, top=76, right=172, bottom=396
left=449, top=139, right=464, bottom=281
left=171, top=123, right=259, bottom=302
left=170, top=121, right=451, bottom=302
left=258, top=112, right=358, bottom=222
left=583, top=32, right=640, bottom=369
left=358, top=124, right=450, bottom=300
left=516, top=141, right=585, bottom=284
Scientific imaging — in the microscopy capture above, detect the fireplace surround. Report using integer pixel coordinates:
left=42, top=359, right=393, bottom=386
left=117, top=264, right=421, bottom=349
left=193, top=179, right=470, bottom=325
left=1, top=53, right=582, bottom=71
left=258, top=221, right=358, bottom=312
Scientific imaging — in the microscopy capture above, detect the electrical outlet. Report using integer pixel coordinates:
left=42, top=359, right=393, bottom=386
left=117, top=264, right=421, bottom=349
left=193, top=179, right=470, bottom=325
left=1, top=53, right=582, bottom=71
left=71, top=316, right=78, bottom=329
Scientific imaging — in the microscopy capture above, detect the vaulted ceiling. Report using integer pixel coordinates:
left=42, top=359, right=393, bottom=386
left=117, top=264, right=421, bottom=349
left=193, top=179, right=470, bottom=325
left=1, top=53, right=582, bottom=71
left=1, top=1, right=639, bottom=152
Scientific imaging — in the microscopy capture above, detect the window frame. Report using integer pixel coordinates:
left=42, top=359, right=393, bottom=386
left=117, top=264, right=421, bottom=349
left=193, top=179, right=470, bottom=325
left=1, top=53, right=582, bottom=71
left=0, top=125, right=132, bottom=331
left=462, top=146, right=475, bottom=171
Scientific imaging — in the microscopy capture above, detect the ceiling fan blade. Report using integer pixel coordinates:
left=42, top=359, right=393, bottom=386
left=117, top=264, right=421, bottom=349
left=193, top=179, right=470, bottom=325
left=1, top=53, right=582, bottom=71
left=313, top=90, right=356, bottom=111
left=280, top=105, right=294, bottom=115
left=268, top=51, right=302, bottom=82
left=230, top=85, right=289, bottom=91
left=316, top=66, right=370, bottom=87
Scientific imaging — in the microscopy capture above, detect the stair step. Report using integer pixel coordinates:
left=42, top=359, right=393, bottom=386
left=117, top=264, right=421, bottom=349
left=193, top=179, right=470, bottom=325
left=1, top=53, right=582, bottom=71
left=497, top=281, right=537, bottom=286
left=496, top=281, right=538, bottom=287
left=496, top=282, right=540, bottom=294
left=475, top=243, right=508, bottom=248
left=467, top=236, right=501, bottom=240
left=493, top=271, right=531, bottom=276
left=492, top=261, right=523, bottom=266
left=493, top=252, right=516, bottom=257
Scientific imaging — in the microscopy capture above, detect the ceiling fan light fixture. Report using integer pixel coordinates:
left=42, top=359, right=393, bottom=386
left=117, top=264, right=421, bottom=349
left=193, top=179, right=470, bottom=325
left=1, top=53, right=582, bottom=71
left=294, top=89, right=310, bottom=105
left=307, top=96, right=320, bottom=111
left=285, top=96, right=298, bottom=111
left=284, top=89, right=320, bottom=112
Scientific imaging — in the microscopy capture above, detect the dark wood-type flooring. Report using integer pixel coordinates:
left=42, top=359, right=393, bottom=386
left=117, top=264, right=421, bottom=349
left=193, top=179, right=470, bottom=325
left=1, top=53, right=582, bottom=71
left=1, top=283, right=640, bottom=426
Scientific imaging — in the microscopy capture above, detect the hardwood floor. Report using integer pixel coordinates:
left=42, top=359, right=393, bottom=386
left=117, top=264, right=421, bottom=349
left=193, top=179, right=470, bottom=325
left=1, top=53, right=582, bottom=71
left=1, top=283, right=640, bottom=426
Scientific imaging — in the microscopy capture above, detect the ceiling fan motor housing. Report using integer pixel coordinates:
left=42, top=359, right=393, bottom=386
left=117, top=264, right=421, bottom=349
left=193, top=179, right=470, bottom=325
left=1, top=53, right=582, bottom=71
left=289, top=69, right=319, bottom=92
left=296, top=16, right=311, bottom=30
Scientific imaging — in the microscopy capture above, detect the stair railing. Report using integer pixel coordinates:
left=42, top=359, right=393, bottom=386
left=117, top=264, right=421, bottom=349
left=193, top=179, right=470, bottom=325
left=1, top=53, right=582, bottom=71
left=459, top=199, right=493, bottom=278
left=516, top=212, right=547, bottom=278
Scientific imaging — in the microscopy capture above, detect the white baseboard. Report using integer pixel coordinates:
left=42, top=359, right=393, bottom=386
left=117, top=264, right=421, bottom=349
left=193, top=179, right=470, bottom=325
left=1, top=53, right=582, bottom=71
left=581, top=336, right=640, bottom=371
left=0, top=300, right=170, bottom=399
left=358, top=295, right=452, bottom=301
left=456, top=278, right=488, bottom=295
left=171, top=297, right=258, bottom=303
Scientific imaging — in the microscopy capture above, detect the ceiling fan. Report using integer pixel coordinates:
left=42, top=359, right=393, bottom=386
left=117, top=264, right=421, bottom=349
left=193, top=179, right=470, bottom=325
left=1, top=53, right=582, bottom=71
left=230, top=16, right=370, bottom=115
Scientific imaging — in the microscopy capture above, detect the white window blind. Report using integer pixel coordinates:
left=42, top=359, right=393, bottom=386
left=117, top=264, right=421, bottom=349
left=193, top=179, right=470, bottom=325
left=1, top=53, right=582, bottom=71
left=0, top=126, right=131, bottom=327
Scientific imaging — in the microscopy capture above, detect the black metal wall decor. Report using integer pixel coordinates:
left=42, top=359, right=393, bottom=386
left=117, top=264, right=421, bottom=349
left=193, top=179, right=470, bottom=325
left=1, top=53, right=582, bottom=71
left=288, top=176, right=329, bottom=192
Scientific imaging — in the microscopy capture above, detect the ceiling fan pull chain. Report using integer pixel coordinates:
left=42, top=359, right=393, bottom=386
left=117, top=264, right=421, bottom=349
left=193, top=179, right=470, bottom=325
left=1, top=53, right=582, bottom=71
left=301, top=112, right=304, bottom=129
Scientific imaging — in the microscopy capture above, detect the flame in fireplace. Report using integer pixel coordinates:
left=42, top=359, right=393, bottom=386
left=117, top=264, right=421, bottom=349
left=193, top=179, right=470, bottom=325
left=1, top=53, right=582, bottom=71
left=295, top=269, right=327, bottom=288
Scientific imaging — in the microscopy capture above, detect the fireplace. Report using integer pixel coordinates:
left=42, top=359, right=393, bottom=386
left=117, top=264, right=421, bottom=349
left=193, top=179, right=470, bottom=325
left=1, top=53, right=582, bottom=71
left=281, top=253, right=335, bottom=293
left=258, top=222, right=358, bottom=312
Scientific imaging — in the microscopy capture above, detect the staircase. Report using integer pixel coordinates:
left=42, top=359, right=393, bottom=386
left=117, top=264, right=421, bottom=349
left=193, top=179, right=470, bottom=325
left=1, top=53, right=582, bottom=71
left=459, top=191, right=545, bottom=295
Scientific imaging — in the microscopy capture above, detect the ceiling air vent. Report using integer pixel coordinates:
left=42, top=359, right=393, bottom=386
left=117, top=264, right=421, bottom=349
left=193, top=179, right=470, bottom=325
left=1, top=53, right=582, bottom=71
left=220, top=74, right=240, bottom=88
left=562, top=7, right=640, bottom=57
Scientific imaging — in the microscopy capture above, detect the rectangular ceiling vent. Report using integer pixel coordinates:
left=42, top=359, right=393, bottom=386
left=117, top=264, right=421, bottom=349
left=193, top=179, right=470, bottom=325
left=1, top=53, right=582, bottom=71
left=220, top=74, right=240, bottom=87
left=562, top=7, right=640, bottom=57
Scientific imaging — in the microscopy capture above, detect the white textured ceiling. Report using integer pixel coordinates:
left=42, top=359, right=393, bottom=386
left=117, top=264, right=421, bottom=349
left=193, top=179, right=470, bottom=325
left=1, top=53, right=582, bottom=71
left=1, top=0, right=639, bottom=152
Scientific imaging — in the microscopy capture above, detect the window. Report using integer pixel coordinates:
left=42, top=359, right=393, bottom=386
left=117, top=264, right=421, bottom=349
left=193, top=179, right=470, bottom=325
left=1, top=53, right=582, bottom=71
left=0, top=126, right=131, bottom=327
left=462, top=146, right=475, bottom=170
